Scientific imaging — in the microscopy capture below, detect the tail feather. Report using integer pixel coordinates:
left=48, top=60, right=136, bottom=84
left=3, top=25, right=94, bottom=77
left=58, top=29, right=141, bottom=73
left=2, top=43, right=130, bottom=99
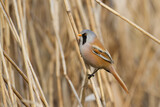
left=106, top=65, right=129, bottom=93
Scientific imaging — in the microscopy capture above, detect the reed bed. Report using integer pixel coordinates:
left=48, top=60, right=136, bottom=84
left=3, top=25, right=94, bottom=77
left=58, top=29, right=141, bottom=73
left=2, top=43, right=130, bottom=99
left=0, top=0, right=160, bottom=107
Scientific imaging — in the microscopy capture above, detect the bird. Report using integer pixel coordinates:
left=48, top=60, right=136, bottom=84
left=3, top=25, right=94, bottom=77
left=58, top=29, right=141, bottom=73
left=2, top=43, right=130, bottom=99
left=78, top=29, right=129, bottom=93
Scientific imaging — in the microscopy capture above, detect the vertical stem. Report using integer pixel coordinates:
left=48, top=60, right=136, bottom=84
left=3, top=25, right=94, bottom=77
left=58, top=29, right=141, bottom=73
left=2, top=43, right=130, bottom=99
left=56, top=41, right=63, bottom=107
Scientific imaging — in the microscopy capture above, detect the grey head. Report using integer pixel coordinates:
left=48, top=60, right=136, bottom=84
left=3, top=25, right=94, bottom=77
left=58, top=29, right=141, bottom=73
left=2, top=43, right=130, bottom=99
left=79, top=29, right=97, bottom=46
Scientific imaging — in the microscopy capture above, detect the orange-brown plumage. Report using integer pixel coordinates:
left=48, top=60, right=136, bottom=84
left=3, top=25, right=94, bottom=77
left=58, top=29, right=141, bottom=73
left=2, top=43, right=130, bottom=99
left=78, top=29, right=129, bottom=93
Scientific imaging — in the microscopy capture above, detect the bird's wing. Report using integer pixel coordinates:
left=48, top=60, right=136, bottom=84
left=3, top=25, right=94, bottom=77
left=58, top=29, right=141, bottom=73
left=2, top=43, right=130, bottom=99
left=92, top=45, right=114, bottom=64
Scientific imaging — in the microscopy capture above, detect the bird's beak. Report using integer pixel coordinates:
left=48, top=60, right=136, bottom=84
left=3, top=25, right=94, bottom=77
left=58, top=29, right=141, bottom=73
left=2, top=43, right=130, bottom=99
left=78, top=34, right=82, bottom=37
left=107, top=65, right=129, bottom=94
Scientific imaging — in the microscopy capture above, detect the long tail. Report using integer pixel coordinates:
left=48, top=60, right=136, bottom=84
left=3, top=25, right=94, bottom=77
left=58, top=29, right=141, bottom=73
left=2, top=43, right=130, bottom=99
left=106, top=65, right=129, bottom=93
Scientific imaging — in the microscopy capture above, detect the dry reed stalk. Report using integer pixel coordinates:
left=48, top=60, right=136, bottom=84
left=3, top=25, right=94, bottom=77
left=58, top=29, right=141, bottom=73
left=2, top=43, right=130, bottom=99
left=3, top=0, right=15, bottom=89
left=4, top=50, right=48, bottom=106
left=97, top=71, right=106, bottom=106
left=2, top=0, right=48, bottom=106
left=31, top=76, right=43, bottom=106
left=0, top=0, right=21, bottom=45
left=64, top=0, right=86, bottom=105
left=13, top=0, right=26, bottom=100
left=64, top=75, right=82, bottom=106
left=3, top=77, right=29, bottom=107
left=0, top=61, right=7, bottom=106
left=64, top=0, right=105, bottom=106
left=13, top=0, right=36, bottom=106
left=26, top=5, right=49, bottom=106
left=2, top=2, right=18, bottom=103
left=76, top=0, right=90, bottom=29
left=90, top=1, right=103, bottom=43
left=50, top=0, right=67, bottom=75
left=29, top=20, right=45, bottom=94
left=95, top=0, right=160, bottom=45
left=0, top=8, right=3, bottom=47
left=86, top=0, right=97, bottom=33
left=3, top=51, right=28, bottom=83
left=18, top=0, right=27, bottom=49
left=29, top=25, right=47, bottom=101
left=0, top=8, right=7, bottom=107
left=4, top=83, right=12, bottom=106
left=79, top=71, right=88, bottom=106
left=50, top=0, right=82, bottom=106
left=144, top=52, right=159, bottom=90
left=110, top=54, right=124, bottom=107
left=88, top=69, right=103, bottom=107
left=65, top=11, right=86, bottom=73
left=86, top=1, right=106, bottom=106
left=65, top=0, right=86, bottom=73
left=49, top=1, right=64, bottom=106
left=101, top=70, right=114, bottom=104
left=56, top=41, right=63, bottom=107
left=0, top=68, right=7, bottom=107
left=64, top=0, right=78, bottom=39
left=28, top=59, right=49, bottom=107
left=0, top=0, right=159, bottom=107
left=65, top=15, right=88, bottom=106
left=20, top=30, right=35, bottom=107
left=34, top=22, right=54, bottom=55
left=74, top=10, right=83, bottom=32
left=72, top=0, right=83, bottom=32
left=124, top=41, right=152, bottom=107
left=0, top=43, right=15, bottom=105
left=3, top=0, right=10, bottom=46
left=48, top=56, right=54, bottom=107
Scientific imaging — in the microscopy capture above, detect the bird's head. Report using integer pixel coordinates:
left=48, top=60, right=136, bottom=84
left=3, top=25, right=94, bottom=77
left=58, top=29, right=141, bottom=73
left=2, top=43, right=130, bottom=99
left=78, top=29, right=96, bottom=46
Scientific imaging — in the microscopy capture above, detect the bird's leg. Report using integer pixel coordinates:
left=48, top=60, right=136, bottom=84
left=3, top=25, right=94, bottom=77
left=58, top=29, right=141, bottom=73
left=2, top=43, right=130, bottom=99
left=88, top=68, right=99, bottom=79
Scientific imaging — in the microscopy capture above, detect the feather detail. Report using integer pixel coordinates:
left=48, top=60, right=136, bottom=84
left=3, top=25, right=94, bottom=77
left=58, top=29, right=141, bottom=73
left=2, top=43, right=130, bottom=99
left=92, top=45, right=114, bottom=64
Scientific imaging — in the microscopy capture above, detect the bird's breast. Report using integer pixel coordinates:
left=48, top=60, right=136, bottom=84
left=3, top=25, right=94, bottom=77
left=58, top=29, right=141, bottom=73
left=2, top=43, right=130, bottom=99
left=80, top=43, right=107, bottom=68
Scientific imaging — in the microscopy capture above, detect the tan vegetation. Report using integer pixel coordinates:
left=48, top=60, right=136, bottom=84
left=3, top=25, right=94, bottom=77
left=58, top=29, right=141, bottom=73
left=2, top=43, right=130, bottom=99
left=0, top=0, right=160, bottom=107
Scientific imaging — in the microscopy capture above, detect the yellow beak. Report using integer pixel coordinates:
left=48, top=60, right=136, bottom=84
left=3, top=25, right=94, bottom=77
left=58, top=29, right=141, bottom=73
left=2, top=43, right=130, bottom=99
left=78, top=34, right=82, bottom=37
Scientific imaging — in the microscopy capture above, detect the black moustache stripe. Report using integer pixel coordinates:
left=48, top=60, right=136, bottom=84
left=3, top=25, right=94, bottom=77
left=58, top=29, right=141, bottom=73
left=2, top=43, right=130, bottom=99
left=82, top=34, right=87, bottom=45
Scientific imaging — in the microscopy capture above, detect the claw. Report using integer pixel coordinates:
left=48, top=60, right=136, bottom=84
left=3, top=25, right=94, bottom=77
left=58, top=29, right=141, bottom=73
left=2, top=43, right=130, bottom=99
left=88, top=74, right=94, bottom=79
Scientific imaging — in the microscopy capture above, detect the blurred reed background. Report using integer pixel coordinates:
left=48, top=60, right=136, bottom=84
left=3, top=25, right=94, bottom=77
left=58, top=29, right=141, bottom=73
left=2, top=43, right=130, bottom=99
left=0, top=0, right=160, bottom=107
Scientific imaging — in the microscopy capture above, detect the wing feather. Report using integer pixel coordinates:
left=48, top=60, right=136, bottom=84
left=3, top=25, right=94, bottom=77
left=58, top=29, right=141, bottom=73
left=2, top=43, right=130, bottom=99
left=92, top=45, right=114, bottom=64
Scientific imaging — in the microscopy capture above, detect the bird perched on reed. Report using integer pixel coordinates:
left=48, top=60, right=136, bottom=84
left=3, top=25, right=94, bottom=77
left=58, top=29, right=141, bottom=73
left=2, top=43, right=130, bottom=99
left=78, top=29, right=128, bottom=93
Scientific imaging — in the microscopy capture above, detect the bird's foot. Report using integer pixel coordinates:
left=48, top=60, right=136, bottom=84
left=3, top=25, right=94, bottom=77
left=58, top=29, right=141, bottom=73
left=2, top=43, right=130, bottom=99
left=88, top=74, right=94, bottom=79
